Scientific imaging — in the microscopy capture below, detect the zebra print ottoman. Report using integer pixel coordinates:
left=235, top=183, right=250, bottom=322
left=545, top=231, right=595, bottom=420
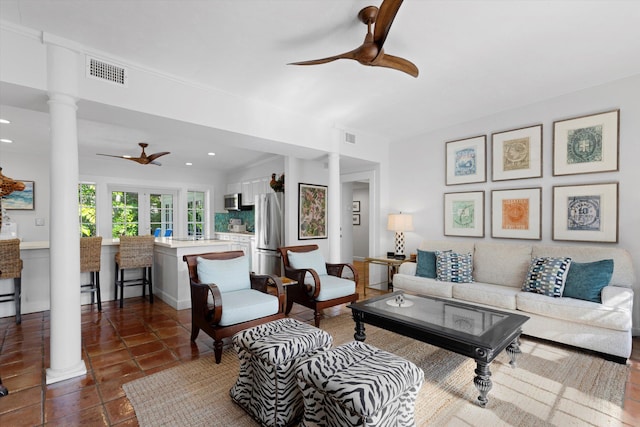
left=296, top=340, right=424, bottom=427
left=230, top=318, right=333, bottom=427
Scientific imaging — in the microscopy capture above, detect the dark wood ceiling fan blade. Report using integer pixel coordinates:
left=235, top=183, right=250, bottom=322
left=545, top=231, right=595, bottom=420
left=97, top=153, right=128, bottom=159
left=146, top=152, right=171, bottom=162
left=373, top=0, right=404, bottom=49
left=372, top=53, right=418, bottom=77
left=289, top=49, right=358, bottom=66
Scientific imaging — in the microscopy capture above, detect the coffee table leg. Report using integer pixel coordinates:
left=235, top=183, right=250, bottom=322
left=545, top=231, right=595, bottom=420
left=506, top=336, right=522, bottom=368
left=473, top=361, right=492, bottom=407
left=352, top=312, right=366, bottom=341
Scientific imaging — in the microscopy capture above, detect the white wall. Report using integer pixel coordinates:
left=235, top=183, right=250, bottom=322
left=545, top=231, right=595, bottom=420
left=352, top=184, right=370, bottom=259
left=389, top=74, right=640, bottom=335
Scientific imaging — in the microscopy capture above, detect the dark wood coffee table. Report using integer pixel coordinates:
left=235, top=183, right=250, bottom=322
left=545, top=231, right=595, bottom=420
left=348, top=291, right=529, bottom=407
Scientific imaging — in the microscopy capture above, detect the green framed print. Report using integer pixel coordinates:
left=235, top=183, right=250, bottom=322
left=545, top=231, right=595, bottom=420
left=553, top=109, right=619, bottom=176
left=445, top=135, right=487, bottom=185
left=444, top=190, right=484, bottom=237
left=298, top=183, right=328, bottom=240
left=552, top=182, right=618, bottom=243
left=492, top=124, right=543, bottom=181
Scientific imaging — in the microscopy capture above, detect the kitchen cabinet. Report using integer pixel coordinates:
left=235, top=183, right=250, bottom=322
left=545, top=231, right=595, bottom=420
left=227, top=176, right=273, bottom=206
left=215, top=232, right=253, bottom=269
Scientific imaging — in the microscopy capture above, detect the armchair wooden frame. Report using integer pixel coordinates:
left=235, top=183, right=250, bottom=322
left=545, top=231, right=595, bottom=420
left=183, top=251, right=286, bottom=364
left=278, top=245, right=359, bottom=327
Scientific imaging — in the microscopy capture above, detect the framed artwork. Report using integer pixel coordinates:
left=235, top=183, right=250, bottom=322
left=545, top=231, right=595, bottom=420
left=491, top=187, right=542, bottom=240
left=298, top=183, right=328, bottom=240
left=352, top=200, right=361, bottom=212
left=492, top=124, right=543, bottom=181
left=553, top=109, right=619, bottom=176
left=552, top=182, right=618, bottom=243
left=444, top=304, right=484, bottom=335
left=3, top=180, right=34, bottom=210
left=443, top=191, right=484, bottom=237
left=445, top=135, right=487, bottom=185
left=352, top=214, right=360, bottom=225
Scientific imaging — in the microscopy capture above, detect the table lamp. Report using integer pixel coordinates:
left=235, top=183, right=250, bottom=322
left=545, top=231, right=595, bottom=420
left=387, top=213, right=413, bottom=259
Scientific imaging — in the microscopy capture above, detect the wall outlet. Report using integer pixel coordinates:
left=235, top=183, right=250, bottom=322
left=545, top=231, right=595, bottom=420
left=35, top=218, right=45, bottom=226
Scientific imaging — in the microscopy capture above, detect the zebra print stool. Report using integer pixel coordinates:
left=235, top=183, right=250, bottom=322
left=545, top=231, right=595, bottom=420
left=296, top=341, right=424, bottom=427
left=230, top=318, right=333, bottom=427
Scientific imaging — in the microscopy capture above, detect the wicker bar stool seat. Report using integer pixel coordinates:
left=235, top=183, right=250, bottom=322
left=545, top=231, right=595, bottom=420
left=0, top=238, right=23, bottom=324
left=114, top=235, right=155, bottom=308
left=80, top=236, right=103, bottom=311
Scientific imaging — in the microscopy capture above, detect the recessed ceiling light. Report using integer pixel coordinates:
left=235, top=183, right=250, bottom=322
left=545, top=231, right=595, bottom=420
left=0, top=119, right=10, bottom=124
left=0, top=138, right=13, bottom=143
left=185, top=162, right=193, bottom=166
left=207, top=152, right=216, bottom=156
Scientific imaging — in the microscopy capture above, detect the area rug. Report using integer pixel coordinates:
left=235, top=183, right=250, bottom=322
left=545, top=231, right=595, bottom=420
left=123, top=314, right=629, bottom=426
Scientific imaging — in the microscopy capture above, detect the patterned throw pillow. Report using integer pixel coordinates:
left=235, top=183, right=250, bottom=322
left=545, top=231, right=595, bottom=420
left=522, top=257, right=572, bottom=297
left=436, top=251, right=473, bottom=283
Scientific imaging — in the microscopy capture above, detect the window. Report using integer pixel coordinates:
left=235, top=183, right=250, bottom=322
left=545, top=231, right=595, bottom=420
left=187, top=190, right=205, bottom=237
left=112, top=191, right=139, bottom=237
left=150, top=193, right=174, bottom=236
left=78, top=183, right=97, bottom=237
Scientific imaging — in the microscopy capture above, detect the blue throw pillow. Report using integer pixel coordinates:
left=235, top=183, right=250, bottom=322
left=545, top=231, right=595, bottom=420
left=415, top=249, right=437, bottom=278
left=562, top=259, right=614, bottom=303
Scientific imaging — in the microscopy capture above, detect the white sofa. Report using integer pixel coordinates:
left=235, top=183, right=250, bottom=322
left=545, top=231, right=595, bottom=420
left=393, top=240, right=636, bottom=362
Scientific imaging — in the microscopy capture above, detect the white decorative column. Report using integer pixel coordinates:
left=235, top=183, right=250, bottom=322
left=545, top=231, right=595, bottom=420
left=328, top=152, right=341, bottom=263
left=45, top=41, right=86, bottom=384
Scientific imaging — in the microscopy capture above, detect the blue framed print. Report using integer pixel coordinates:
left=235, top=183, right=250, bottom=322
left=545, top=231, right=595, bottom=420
left=445, top=135, right=486, bottom=185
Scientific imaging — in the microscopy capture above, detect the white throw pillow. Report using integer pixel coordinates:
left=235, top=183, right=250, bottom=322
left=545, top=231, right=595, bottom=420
left=287, top=249, right=328, bottom=276
left=196, top=255, right=251, bottom=293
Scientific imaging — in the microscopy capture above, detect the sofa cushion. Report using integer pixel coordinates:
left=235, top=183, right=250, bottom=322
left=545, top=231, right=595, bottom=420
left=420, top=240, right=475, bottom=255
left=563, top=259, right=614, bottom=303
left=218, top=289, right=280, bottom=326
left=197, top=255, right=251, bottom=293
left=415, top=249, right=437, bottom=278
left=532, top=244, right=635, bottom=288
left=392, top=274, right=454, bottom=298
left=473, top=242, right=532, bottom=288
left=522, top=257, right=572, bottom=297
left=516, top=291, right=631, bottom=331
left=436, top=251, right=474, bottom=283
left=453, top=282, right=518, bottom=310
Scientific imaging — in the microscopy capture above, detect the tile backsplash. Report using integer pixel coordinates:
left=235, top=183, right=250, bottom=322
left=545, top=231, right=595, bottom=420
left=214, top=210, right=255, bottom=232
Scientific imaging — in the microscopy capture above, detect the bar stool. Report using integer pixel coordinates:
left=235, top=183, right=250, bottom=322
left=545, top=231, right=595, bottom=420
left=0, top=238, right=23, bottom=324
left=80, top=236, right=103, bottom=311
left=114, top=235, right=155, bottom=308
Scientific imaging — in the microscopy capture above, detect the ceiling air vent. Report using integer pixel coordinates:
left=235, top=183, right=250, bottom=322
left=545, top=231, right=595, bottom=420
left=345, top=132, right=356, bottom=144
left=86, top=56, right=128, bottom=86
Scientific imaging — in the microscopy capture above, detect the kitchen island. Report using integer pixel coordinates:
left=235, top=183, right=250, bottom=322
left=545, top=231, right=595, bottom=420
left=1, top=237, right=234, bottom=319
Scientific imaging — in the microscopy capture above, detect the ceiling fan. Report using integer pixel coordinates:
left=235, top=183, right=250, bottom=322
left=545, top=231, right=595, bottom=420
left=289, top=0, right=418, bottom=77
left=97, top=143, right=170, bottom=166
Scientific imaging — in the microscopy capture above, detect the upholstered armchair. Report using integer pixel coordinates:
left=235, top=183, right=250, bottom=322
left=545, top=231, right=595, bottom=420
left=182, top=250, right=286, bottom=364
left=277, top=245, right=359, bottom=327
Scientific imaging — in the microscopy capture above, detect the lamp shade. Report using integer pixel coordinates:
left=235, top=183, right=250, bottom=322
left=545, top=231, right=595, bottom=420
left=387, top=213, right=414, bottom=232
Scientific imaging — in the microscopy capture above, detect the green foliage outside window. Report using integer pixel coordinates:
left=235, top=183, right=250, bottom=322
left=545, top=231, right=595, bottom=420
left=112, top=191, right=139, bottom=237
left=187, top=191, right=205, bottom=236
left=78, top=183, right=97, bottom=237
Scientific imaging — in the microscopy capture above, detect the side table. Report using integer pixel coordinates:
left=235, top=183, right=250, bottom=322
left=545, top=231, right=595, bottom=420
left=363, top=256, right=408, bottom=296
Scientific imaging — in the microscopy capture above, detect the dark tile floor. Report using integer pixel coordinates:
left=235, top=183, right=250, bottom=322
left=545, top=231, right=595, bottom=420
left=0, top=263, right=639, bottom=425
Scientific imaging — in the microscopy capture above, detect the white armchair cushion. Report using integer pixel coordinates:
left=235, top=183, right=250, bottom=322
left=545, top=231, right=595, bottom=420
left=197, top=255, right=251, bottom=293
left=287, top=249, right=328, bottom=276
left=218, top=289, right=280, bottom=326
left=307, top=275, right=355, bottom=301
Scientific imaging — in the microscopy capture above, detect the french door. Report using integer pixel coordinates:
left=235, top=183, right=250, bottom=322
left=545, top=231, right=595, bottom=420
left=110, top=186, right=176, bottom=237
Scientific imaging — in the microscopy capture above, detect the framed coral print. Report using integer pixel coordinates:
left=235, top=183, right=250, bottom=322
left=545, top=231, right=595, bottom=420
left=298, top=183, right=328, bottom=240
left=3, top=180, right=35, bottom=210
left=445, top=135, right=486, bottom=185
left=492, top=124, right=542, bottom=181
left=553, top=109, right=619, bottom=176
left=444, top=191, right=484, bottom=237
left=491, top=187, right=541, bottom=240
left=552, top=182, right=618, bottom=243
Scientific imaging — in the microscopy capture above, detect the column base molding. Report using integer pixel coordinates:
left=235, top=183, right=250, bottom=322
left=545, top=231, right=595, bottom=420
left=46, top=360, right=87, bottom=385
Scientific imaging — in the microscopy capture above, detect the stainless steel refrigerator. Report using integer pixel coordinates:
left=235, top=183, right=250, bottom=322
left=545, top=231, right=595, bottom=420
left=253, top=192, right=284, bottom=276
